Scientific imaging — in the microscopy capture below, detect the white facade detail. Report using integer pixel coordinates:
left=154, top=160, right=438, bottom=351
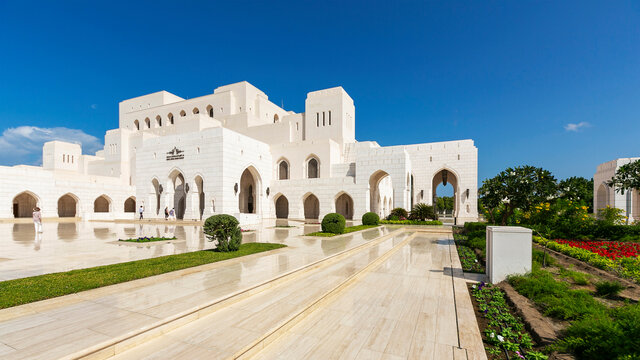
left=594, top=157, right=640, bottom=223
left=1, top=81, right=479, bottom=224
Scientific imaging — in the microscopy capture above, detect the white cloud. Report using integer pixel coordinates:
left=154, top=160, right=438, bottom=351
left=564, top=122, right=590, bottom=132
left=90, top=104, right=97, bottom=110
left=0, top=126, right=102, bottom=165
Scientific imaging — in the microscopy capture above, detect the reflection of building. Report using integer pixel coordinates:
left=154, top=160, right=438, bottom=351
left=1, top=81, right=479, bottom=224
left=594, top=158, right=640, bottom=223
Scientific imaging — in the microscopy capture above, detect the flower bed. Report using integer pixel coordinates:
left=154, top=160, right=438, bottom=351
left=555, top=239, right=640, bottom=260
left=457, top=245, right=485, bottom=273
left=118, top=236, right=177, bottom=243
left=470, top=282, right=547, bottom=360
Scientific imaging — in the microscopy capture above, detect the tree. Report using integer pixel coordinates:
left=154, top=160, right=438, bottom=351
left=480, top=165, right=557, bottom=225
left=607, top=159, right=640, bottom=194
left=558, top=176, right=594, bottom=212
left=436, top=196, right=454, bottom=213
left=478, top=177, right=503, bottom=224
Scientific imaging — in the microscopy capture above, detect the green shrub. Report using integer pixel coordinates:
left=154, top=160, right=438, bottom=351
left=362, top=212, right=380, bottom=225
left=464, top=222, right=488, bottom=233
left=388, top=207, right=408, bottom=220
left=532, top=248, right=556, bottom=267
left=204, top=214, right=242, bottom=252
left=379, top=219, right=443, bottom=225
left=595, top=280, right=625, bottom=298
left=409, top=203, right=437, bottom=221
left=321, top=213, right=346, bottom=234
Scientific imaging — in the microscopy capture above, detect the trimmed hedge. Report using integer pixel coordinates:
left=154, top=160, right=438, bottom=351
left=362, top=212, right=380, bottom=225
left=463, top=222, right=488, bottom=233
left=321, top=213, right=346, bottom=234
left=204, top=214, right=242, bottom=252
left=380, top=219, right=443, bottom=225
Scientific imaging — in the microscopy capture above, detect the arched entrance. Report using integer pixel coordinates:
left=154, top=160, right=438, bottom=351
left=335, top=192, right=354, bottom=220
left=58, top=194, right=78, bottom=217
left=12, top=191, right=39, bottom=218
left=596, top=184, right=608, bottom=212
left=303, top=193, right=320, bottom=219
left=124, top=197, right=136, bottom=212
left=369, top=170, right=393, bottom=218
left=239, top=167, right=261, bottom=214
left=275, top=195, right=289, bottom=218
left=94, top=195, right=111, bottom=212
left=169, top=170, right=187, bottom=219
left=151, top=178, right=162, bottom=215
left=432, top=169, right=459, bottom=221
left=195, top=175, right=205, bottom=220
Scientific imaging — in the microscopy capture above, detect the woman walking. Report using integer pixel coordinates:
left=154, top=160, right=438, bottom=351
left=33, top=207, right=43, bottom=233
left=164, top=207, right=169, bottom=220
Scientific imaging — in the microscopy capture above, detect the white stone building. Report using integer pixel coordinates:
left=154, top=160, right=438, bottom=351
left=1, top=81, right=479, bottom=224
left=594, top=157, right=640, bottom=223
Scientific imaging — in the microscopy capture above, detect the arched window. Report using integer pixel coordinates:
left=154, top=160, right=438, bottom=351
left=274, top=114, right=279, bottom=123
left=168, top=113, right=174, bottom=124
left=144, top=117, right=151, bottom=128
left=156, top=115, right=162, bottom=127
left=307, top=157, right=319, bottom=178
left=192, top=107, right=200, bottom=114
left=134, top=120, right=140, bottom=130
left=278, top=160, right=289, bottom=180
left=206, top=105, right=214, bottom=118
left=180, top=110, right=186, bottom=117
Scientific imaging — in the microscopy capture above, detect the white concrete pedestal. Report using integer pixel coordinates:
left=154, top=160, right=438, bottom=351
left=486, top=226, right=532, bottom=284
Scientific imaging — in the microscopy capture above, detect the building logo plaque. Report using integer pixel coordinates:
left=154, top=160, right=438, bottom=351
left=166, top=147, right=185, bottom=161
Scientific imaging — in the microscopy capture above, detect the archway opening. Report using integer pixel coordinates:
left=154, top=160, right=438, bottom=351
left=275, top=195, right=289, bottom=218
left=12, top=192, right=39, bottom=218
left=145, top=117, right=151, bottom=128
left=432, top=169, right=458, bottom=221
left=195, top=175, right=204, bottom=220
left=633, top=189, right=640, bottom=222
left=278, top=160, right=289, bottom=180
left=168, top=113, right=174, bottom=125
left=239, top=167, right=260, bottom=214
left=303, top=194, right=320, bottom=219
left=94, top=195, right=111, bottom=212
left=596, top=184, right=608, bottom=212
left=335, top=193, right=354, bottom=220
left=124, top=197, right=136, bottom=213
left=169, top=170, right=187, bottom=219
left=307, top=157, right=319, bottom=178
left=134, top=120, right=140, bottom=130
left=155, top=115, right=162, bottom=127
left=152, top=178, right=162, bottom=215
left=206, top=105, right=214, bottom=118
left=58, top=194, right=77, bottom=217
left=369, top=170, right=393, bottom=218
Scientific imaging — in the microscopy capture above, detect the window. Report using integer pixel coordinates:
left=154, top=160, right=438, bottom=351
left=134, top=120, right=140, bottom=130
left=323, top=112, right=325, bottom=126
left=180, top=110, right=186, bottom=117
left=278, top=160, right=289, bottom=180
left=206, top=105, right=213, bottom=118
left=145, top=118, right=151, bottom=128
left=168, top=113, right=174, bottom=124
left=274, top=114, right=279, bottom=123
left=192, top=107, right=199, bottom=114
left=329, top=111, right=331, bottom=125
left=316, top=113, right=319, bottom=127
left=156, top=115, right=162, bottom=127
left=307, top=158, right=319, bottom=178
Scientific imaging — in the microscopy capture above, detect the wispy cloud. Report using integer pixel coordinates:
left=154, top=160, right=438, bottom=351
left=564, top=122, right=590, bottom=132
left=90, top=104, right=97, bottom=110
left=0, top=126, right=103, bottom=166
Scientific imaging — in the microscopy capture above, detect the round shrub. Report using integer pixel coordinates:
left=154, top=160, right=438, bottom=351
left=362, top=212, right=380, bottom=225
left=204, top=214, right=242, bottom=252
left=388, top=207, right=408, bottom=220
left=321, top=213, right=346, bottom=234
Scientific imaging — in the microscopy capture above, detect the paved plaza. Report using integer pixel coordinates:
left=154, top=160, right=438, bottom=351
left=0, top=223, right=485, bottom=360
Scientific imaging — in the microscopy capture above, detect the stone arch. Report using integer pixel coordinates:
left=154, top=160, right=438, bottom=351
left=369, top=170, right=393, bottom=217
left=168, top=169, right=187, bottom=219
left=274, top=114, right=279, bottom=123
left=194, top=175, right=205, bottom=220
left=302, top=193, right=320, bottom=220
left=133, top=119, right=140, bottom=130
left=94, top=195, right=111, bottom=213
left=432, top=168, right=460, bottom=218
left=239, top=166, right=262, bottom=214
left=151, top=177, right=162, bottom=215
left=335, top=192, right=354, bottom=220
left=144, top=117, right=151, bottom=129
left=206, top=105, right=214, bottom=118
left=12, top=191, right=40, bottom=218
left=180, top=110, right=186, bottom=117
left=124, top=196, right=136, bottom=213
left=167, top=113, right=174, bottom=125
left=275, top=194, right=289, bottom=219
left=596, top=183, right=609, bottom=212
left=192, top=107, right=200, bottom=115
left=155, top=115, right=162, bottom=127
left=632, top=189, right=640, bottom=222
left=277, top=158, right=290, bottom=180
left=58, top=193, right=78, bottom=217
left=306, top=155, right=320, bottom=178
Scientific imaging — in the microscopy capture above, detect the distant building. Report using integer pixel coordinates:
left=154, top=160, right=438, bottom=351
left=594, top=157, right=640, bottom=223
left=1, top=81, right=479, bottom=224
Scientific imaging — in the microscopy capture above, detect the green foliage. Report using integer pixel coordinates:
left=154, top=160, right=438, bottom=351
left=379, top=219, right=442, bottom=225
left=119, top=236, right=177, bottom=243
left=532, top=248, right=556, bottom=267
left=463, top=221, right=488, bottom=233
left=436, top=196, right=454, bottom=212
left=204, top=214, right=242, bottom=252
left=306, top=224, right=378, bottom=237
left=0, top=242, right=285, bottom=309
left=362, top=212, right=380, bottom=225
left=456, top=245, right=484, bottom=273
left=598, top=206, right=627, bottom=225
left=387, top=207, right=408, bottom=220
left=608, top=159, right=640, bottom=195
left=595, top=280, right=625, bottom=298
left=558, top=176, right=594, bottom=212
left=558, top=267, right=591, bottom=285
left=409, top=203, right=437, bottom=221
left=321, top=213, right=346, bottom=234
left=479, top=165, right=557, bottom=225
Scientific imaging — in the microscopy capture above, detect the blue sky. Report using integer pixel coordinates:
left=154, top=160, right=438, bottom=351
left=0, top=1, right=638, bottom=185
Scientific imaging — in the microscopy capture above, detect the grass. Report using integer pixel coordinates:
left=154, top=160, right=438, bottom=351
left=0, top=242, right=286, bottom=309
left=594, top=280, right=625, bottom=298
left=306, top=224, right=380, bottom=237
left=118, top=236, right=177, bottom=243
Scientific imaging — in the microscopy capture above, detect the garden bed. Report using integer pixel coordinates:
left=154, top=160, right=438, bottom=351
left=379, top=219, right=442, bottom=225
left=305, top=224, right=379, bottom=237
left=118, top=236, right=177, bottom=243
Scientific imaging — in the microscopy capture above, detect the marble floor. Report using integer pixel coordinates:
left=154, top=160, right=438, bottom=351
left=0, top=219, right=322, bottom=281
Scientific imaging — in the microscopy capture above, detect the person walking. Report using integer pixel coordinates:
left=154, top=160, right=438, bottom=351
left=32, top=207, right=43, bottom=233
left=138, top=205, right=144, bottom=220
left=169, top=208, right=176, bottom=221
left=164, top=207, right=169, bottom=220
